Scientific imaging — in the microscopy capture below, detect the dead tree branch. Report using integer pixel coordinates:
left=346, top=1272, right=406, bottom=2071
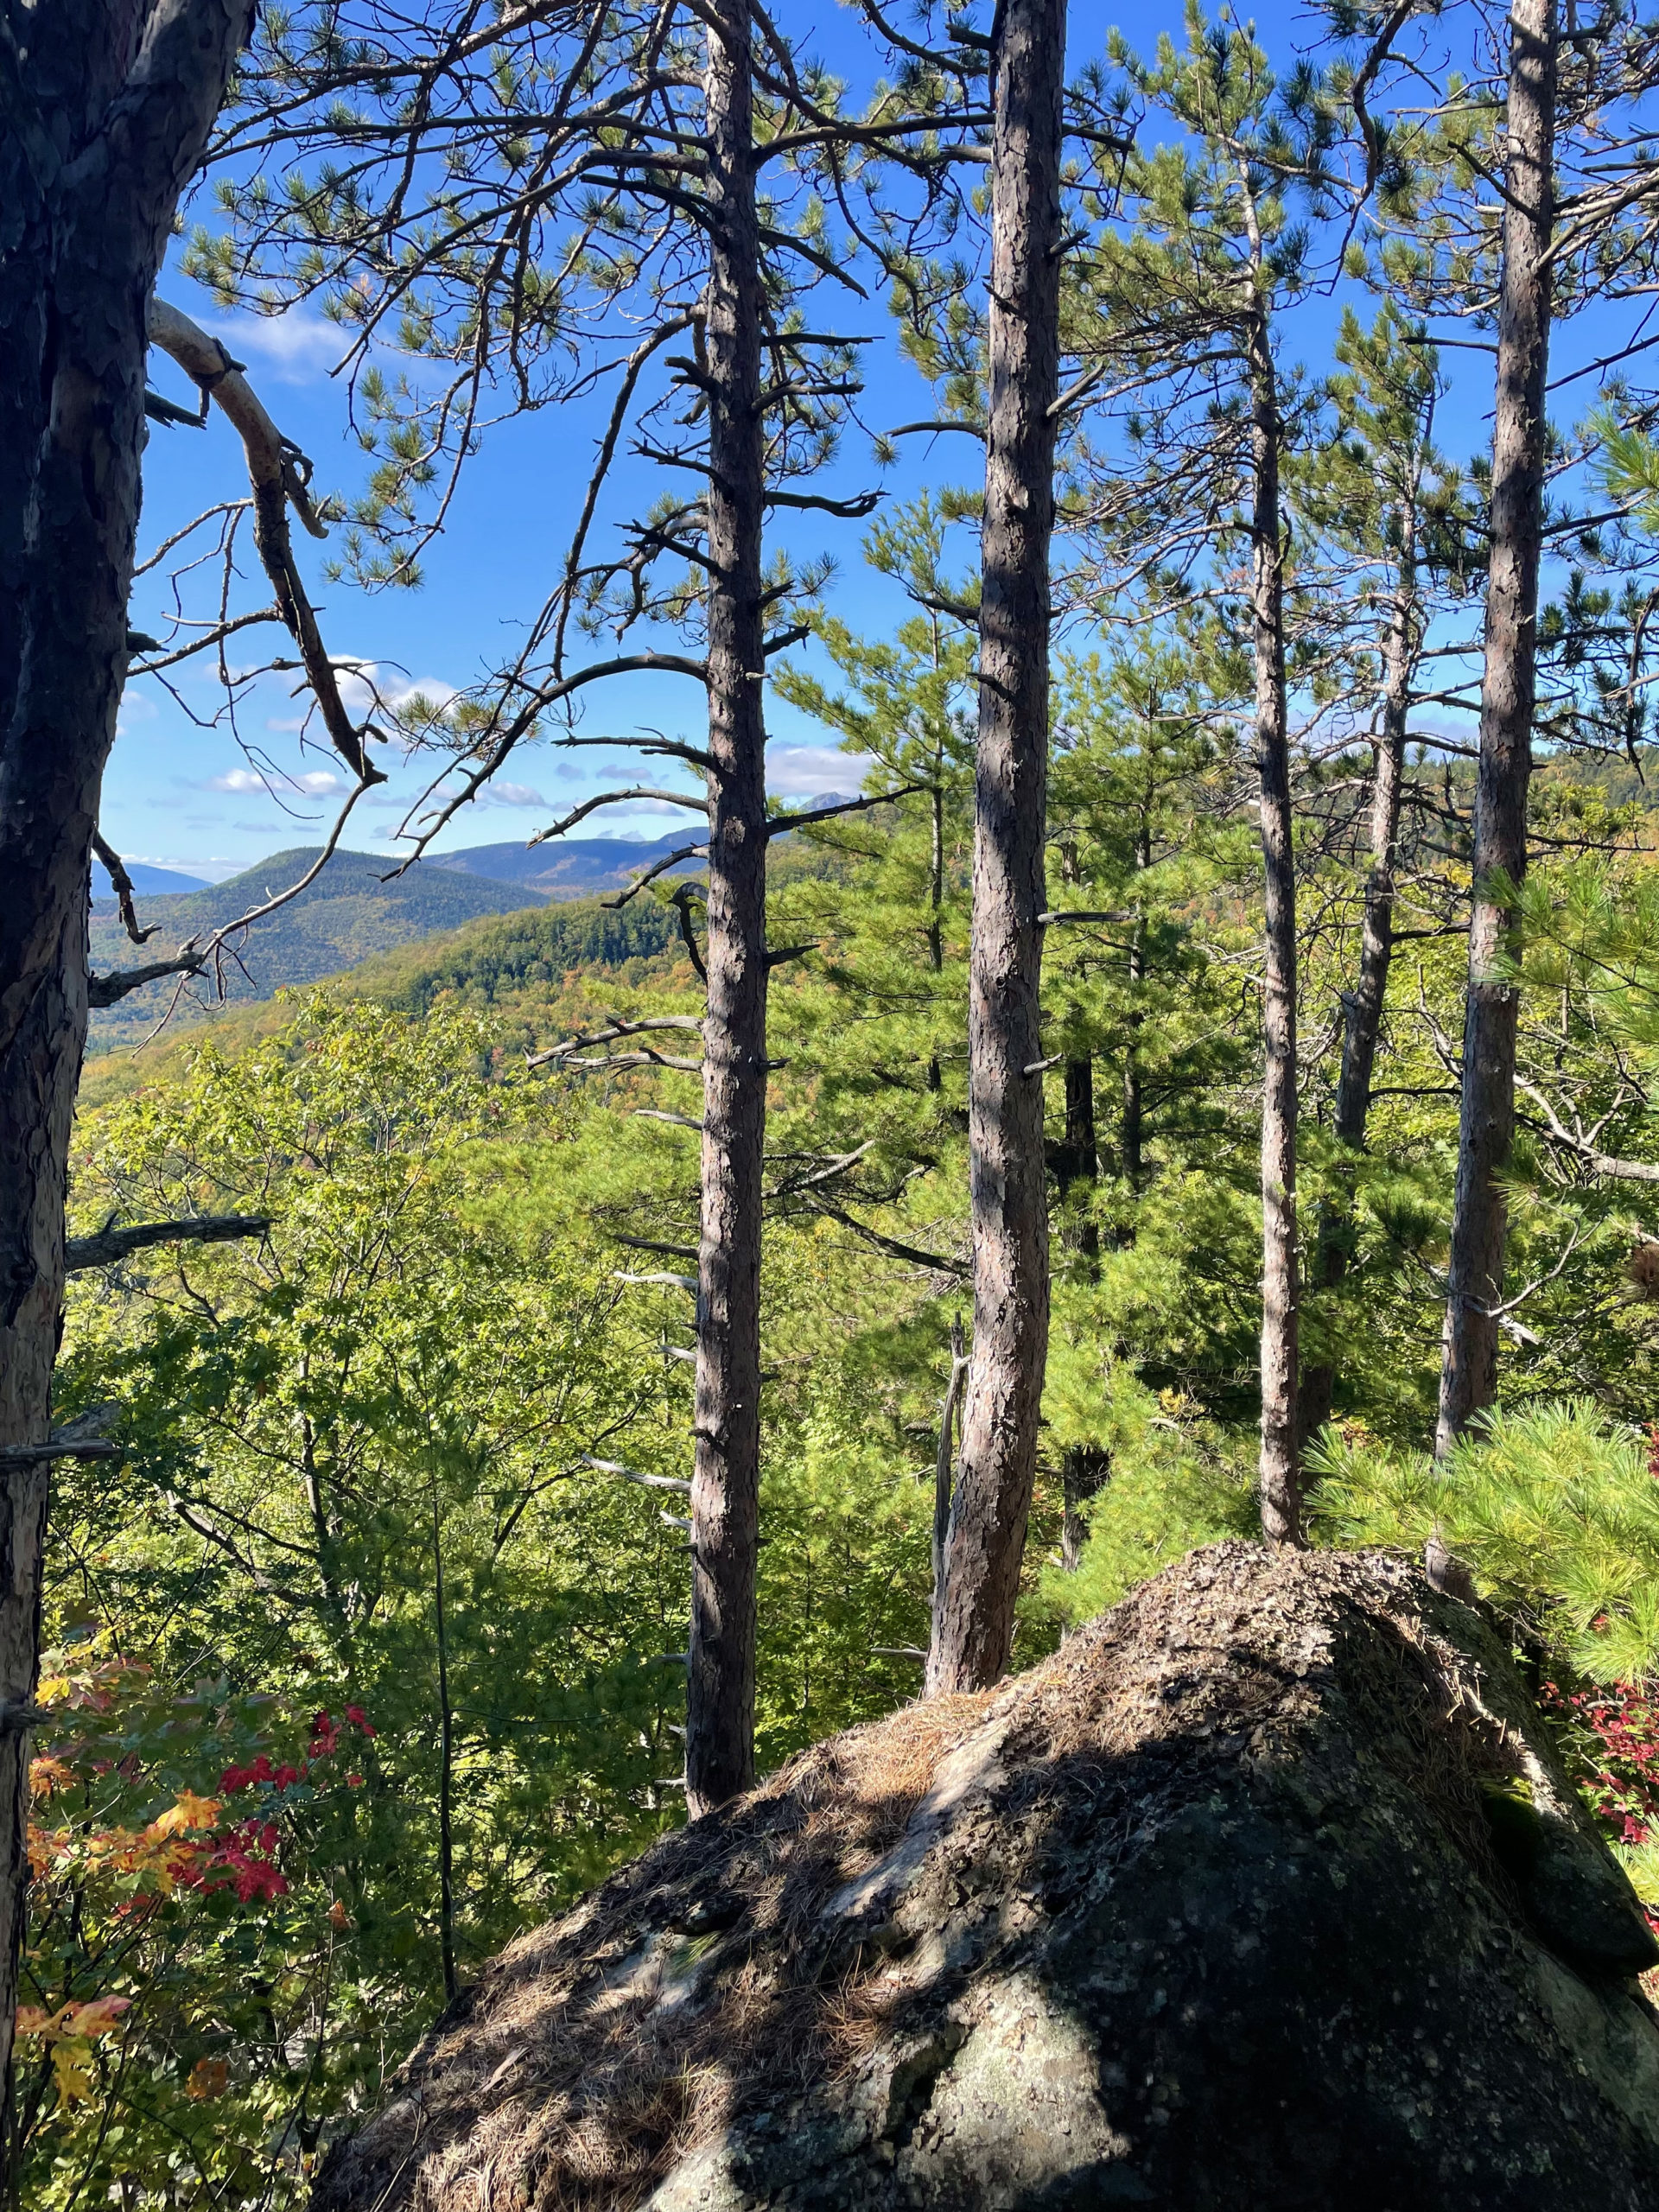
left=65, top=1215, right=272, bottom=1272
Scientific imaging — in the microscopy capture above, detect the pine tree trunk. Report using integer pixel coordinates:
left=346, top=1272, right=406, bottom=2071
left=1435, top=0, right=1555, bottom=1458
left=928, top=0, right=1064, bottom=1696
left=1249, top=312, right=1302, bottom=1547
left=688, top=0, right=767, bottom=1815
left=1300, top=548, right=1414, bottom=1446
left=0, top=0, right=249, bottom=2113
left=1122, top=891, right=1147, bottom=1205
left=927, top=779, right=944, bottom=1091
left=1059, top=1058, right=1100, bottom=1265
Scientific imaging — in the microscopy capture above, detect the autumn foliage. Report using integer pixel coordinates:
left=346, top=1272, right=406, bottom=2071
left=20, top=1642, right=379, bottom=2204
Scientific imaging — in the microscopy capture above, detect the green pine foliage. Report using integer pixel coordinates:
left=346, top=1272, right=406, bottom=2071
left=53, top=7, right=1659, bottom=2183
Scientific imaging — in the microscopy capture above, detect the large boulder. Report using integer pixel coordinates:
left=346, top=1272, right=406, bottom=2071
left=315, top=1545, right=1659, bottom=2210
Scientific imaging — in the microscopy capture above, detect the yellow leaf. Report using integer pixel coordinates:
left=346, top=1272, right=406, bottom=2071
left=51, top=2046, right=92, bottom=2106
left=28, top=1823, right=72, bottom=1876
left=148, top=1791, right=220, bottom=1840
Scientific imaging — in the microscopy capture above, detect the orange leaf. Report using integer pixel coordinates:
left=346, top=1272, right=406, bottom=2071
left=148, top=1791, right=221, bottom=1840
left=187, top=2056, right=229, bottom=2101
left=29, top=1756, right=76, bottom=1803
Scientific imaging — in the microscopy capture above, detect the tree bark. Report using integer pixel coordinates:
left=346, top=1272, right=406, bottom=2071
left=0, top=0, right=250, bottom=2110
left=64, top=1214, right=270, bottom=1273
left=926, top=776, right=944, bottom=1091
left=930, top=1318, right=968, bottom=1662
left=1300, top=543, right=1414, bottom=1446
left=928, top=0, right=1064, bottom=1696
left=1435, top=0, right=1555, bottom=1458
left=1248, top=308, right=1302, bottom=1548
left=688, top=0, right=767, bottom=1815
left=1122, top=885, right=1147, bottom=1206
left=1060, top=1058, right=1100, bottom=1265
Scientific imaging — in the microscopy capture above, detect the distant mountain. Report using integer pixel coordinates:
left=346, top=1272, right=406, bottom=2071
left=78, top=892, right=695, bottom=1104
left=84, top=798, right=874, bottom=1054
left=92, top=858, right=207, bottom=901
left=86, top=848, right=550, bottom=1050
left=426, top=796, right=861, bottom=899
left=427, top=829, right=708, bottom=899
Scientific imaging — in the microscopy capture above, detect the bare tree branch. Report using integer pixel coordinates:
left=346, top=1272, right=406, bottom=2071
left=765, top=783, right=927, bottom=837
left=579, top=1455, right=692, bottom=1494
left=530, top=787, right=707, bottom=843
left=65, top=1215, right=271, bottom=1272
left=90, top=832, right=159, bottom=944
left=147, top=296, right=382, bottom=784
left=88, top=952, right=207, bottom=1007
left=1518, top=1077, right=1659, bottom=1183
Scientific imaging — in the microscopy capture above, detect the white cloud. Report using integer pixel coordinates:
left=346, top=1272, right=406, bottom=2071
left=338, top=663, right=461, bottom=721
left=115, top=691, right=158, bottom=736
left=479, top=781, right=546, bottom=808
left=766, top=744, right=871, bottom=796
left=200, top=306, right=345, bottom=385
left=119, top=854, right=243, bottom=882
left=201, top=765, right=346, bottom=797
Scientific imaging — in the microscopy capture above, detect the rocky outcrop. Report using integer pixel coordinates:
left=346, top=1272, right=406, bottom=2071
left=315, top=1545, right=1659, bottom=2210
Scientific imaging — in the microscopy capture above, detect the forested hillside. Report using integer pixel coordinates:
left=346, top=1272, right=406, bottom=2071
left=35, top=750, right=1659, bottom=2195
left=15, top=0, right=1659, bottom=2199
left=85, top=850, right=556, bottom=1050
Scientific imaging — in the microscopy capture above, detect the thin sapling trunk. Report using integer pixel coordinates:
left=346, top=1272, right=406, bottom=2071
left=1300, top=537, right=1414, bottom=1446
left=1248, top=305, right=1302, bottom=1545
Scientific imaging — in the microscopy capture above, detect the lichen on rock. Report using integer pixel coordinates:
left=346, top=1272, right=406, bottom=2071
left=313, top=1544, right=1659, bottom=2211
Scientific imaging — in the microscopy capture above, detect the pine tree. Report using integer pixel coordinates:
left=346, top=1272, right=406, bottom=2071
left=1070, top=4, right=1339, bottom=1539
left=926, top=0, right=1070, bottom=1694
left=1294, top=303, right=1462, bottom=1440
left=1436, top=0, right=1558, bottom=1455
left=199, top=0, right=994, bottom=1809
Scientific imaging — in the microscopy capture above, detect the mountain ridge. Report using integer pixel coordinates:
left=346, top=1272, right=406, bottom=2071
left=86, top=848, right=552, bottom=1050
left=85, top=799, right=867, bottom=1053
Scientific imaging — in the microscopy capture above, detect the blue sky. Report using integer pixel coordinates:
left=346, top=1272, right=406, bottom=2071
left=111, top=0, right=1625, bottom=880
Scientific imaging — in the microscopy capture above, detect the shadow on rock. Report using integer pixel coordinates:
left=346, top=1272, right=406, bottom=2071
left=312, top=1543, right=1659, bottom=2212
